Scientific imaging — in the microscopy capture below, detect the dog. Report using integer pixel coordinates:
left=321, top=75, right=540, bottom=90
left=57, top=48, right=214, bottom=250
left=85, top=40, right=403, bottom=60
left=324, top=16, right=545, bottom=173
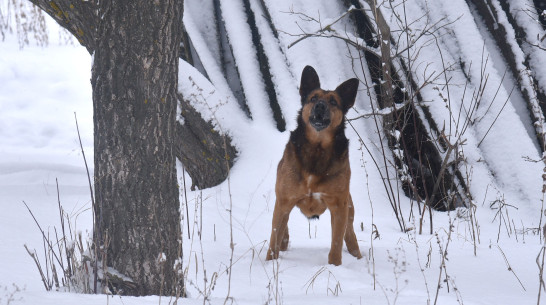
left=265, top=66, right=362, bottom=266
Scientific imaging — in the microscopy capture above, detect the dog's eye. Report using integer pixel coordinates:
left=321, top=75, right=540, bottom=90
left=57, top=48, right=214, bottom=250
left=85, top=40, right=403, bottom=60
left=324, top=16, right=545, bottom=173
left=329, top=98, right=337, bottom=106
left=310, top=96, right=317, bottom=103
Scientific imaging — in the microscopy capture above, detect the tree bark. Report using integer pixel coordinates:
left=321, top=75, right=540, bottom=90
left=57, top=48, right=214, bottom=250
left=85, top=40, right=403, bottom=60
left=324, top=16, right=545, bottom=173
left=90, top=0, right=182, bottom=296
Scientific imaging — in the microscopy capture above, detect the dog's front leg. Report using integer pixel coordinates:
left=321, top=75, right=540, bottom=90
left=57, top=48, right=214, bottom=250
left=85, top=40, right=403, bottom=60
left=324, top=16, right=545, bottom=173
left=328, top=203, right=349, bottom=266
left=266, top=200, right=291, bottom=261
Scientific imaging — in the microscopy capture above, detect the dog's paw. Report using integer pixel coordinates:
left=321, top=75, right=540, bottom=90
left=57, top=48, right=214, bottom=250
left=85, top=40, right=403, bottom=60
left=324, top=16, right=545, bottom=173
left=349, top=249, right=362, bottom=259
left=328, top=253, right=342, bottom=266
left=266, top=249, right=279, bottom=261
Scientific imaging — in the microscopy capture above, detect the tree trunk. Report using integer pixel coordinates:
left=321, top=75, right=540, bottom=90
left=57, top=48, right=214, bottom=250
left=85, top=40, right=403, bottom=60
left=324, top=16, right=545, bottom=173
left=91, top=0, right=182, bottom=296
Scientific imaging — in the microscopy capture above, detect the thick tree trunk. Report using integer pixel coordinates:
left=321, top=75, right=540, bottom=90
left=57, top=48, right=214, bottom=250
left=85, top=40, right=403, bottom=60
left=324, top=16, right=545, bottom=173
left=91, top=0, right=182, bottom=296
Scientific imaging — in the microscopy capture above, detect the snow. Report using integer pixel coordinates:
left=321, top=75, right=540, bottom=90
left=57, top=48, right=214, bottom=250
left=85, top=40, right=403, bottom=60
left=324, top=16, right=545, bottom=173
left=248, top=0, right=301, bottom=130
left=1, top=1, right=546, bottom=305
left=218, top=0, right=276, bottom=127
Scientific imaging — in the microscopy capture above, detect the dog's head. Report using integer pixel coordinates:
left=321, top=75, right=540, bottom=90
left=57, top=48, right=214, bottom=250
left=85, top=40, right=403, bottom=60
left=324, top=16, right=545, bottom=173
left=299, top=66, right=359, bottom=133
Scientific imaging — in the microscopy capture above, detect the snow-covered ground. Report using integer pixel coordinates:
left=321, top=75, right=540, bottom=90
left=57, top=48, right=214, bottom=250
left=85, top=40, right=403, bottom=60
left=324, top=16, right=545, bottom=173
left=1, top=0, right=546, bottom=304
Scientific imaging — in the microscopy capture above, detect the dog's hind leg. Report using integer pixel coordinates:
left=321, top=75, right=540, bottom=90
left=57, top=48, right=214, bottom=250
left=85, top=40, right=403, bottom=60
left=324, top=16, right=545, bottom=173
left=279, top=215, right=290, bottom=251
left=266, top=200, right=292, bottom=260
left=344, top=194, right=362, bottom=259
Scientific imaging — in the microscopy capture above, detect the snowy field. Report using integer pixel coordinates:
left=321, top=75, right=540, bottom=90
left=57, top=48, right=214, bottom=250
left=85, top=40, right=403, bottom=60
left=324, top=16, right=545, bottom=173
left=1, top=1, right=546, bottom=304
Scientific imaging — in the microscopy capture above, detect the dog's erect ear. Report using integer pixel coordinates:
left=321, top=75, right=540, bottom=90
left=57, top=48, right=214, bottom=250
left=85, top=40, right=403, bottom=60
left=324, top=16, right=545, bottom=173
left=335, top=78, right=359, bottom=113
left=299, top=66, right=321, bottom=101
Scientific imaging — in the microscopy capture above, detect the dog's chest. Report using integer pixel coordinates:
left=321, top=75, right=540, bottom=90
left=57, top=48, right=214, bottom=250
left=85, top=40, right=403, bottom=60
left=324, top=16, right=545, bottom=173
left=292, top=174, right=329, bottom=217
left=306, top=175, right=324, bottom=200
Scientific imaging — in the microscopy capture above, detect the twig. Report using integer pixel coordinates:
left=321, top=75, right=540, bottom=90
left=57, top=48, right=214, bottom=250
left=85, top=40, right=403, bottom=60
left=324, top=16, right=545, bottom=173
left=477, top=83, right=516, bottom=147
left=409, top=230, right=431, bottom=304
left=347, top=119, right=405, bottom=231
left=537, top=242, right=546, bottom=305
left=362, top=159, right=377, bottom=289
left=56, top=178, right=73, bottom=279
left=285, top=7, right=355, bottom=47
left=183, top=168, right=191, bottom=239
left=433, top=223, right=452, bottom=305
left=347, top=99, right=413, bottom=121
left=497, top=245, right=526, bottom=291
left=421, top=137, right=463, bottom=234
left=223, top=135, right=235, bottom=305
left=24, top=245, right=50, bottom=291
left=74, top=113, right=95, bottom=219
left=73, top=112, right=98, bottom=293
left=22, top=201, right=64, bottom=267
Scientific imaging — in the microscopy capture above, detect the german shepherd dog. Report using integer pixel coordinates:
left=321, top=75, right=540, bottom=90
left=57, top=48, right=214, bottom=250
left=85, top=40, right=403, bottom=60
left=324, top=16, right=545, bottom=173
left=266, top=66, right=362, bottom=265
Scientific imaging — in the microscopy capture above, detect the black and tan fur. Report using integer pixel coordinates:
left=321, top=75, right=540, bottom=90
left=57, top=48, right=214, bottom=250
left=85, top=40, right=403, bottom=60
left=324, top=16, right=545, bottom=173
left=266, top=66, right=362, bottom=265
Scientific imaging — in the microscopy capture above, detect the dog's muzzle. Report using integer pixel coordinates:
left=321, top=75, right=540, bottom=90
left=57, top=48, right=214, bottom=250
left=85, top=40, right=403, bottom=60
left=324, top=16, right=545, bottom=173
left=309, top=101, right=331, bottom=131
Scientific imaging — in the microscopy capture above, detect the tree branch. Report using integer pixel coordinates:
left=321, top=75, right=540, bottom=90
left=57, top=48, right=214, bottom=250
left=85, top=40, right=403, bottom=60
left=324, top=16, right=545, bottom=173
left=28, top=0, right=98, bottom=53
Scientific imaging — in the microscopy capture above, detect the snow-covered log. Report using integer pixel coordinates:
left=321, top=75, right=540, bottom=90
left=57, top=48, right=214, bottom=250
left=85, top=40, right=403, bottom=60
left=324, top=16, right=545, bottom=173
left=346, top=0, right=468, bottom=214
left=176, top=94, right=237, bottom=190
left=468, top=0, right=546, bottom=150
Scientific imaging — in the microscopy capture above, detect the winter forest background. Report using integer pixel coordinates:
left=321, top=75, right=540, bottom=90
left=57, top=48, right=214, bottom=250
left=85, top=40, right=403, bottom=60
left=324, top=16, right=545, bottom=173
left=1, top=0, right=546, bottom=304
